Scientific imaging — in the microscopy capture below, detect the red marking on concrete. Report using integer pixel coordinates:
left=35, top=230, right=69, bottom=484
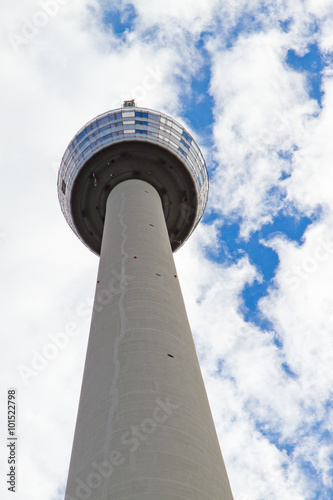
left=97, top=280, right=100, bottom=283
left=174, top=275, right=177, bottom=278
left=134, top=256, right=137, bottom=259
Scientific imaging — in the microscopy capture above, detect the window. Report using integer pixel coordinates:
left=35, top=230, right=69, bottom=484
left=178, top=147, right=187, bottom=157
left=79, top=136, right=90, bottom=149
left=135, top=111, right=148, bottom=118
left=148, top=113, right=159, bottom=121
left=182, top=130, right=192, bottom=143
left=101, top=133, right=112, bottom=141
left=76, top=128, right=88, bottom=142
left=95, top=124, right=109, bottom=135
left=96, top=116, right=109, bottom=126
left=147, top=121, right=159, bottom=129
left=180, top=138, right=190, bottom=149
left=109, top=112, right=122, bottom=121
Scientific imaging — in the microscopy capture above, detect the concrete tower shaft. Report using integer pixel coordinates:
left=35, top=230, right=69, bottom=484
left=64, top=179, right=233, bottom=499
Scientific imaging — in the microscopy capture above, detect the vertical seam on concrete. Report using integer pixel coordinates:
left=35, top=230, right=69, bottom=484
left=101, top=191, right=128, bottom=500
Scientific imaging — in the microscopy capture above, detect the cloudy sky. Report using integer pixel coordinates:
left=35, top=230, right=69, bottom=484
left=1, top=0, right=333, bottom=499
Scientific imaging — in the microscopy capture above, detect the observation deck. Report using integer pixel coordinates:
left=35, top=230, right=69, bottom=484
left=58, top=103, right=209, bottom=254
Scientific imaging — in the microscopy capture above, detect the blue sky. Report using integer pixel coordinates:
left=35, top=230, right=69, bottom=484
left=1, top=1, right=333, bottom=500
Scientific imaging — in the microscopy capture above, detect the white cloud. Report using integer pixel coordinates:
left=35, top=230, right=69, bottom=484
left=285, top=74, right=333, bottom=214
left=260, top=219, right=333, bottom=397
left=307, top=0, right=333, bottom=18
left=207, top=27, right=318, bottom=236
left=112, top=0, right=220, bottom=34
left=320, top=16, right=333, bottom=53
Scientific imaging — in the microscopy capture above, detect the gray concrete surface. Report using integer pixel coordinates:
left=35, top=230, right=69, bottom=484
left=65, top=179, right=234, bottom=500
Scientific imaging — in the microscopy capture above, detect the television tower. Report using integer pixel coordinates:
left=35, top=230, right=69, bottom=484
left=58, top=101, right=234, bottom=500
